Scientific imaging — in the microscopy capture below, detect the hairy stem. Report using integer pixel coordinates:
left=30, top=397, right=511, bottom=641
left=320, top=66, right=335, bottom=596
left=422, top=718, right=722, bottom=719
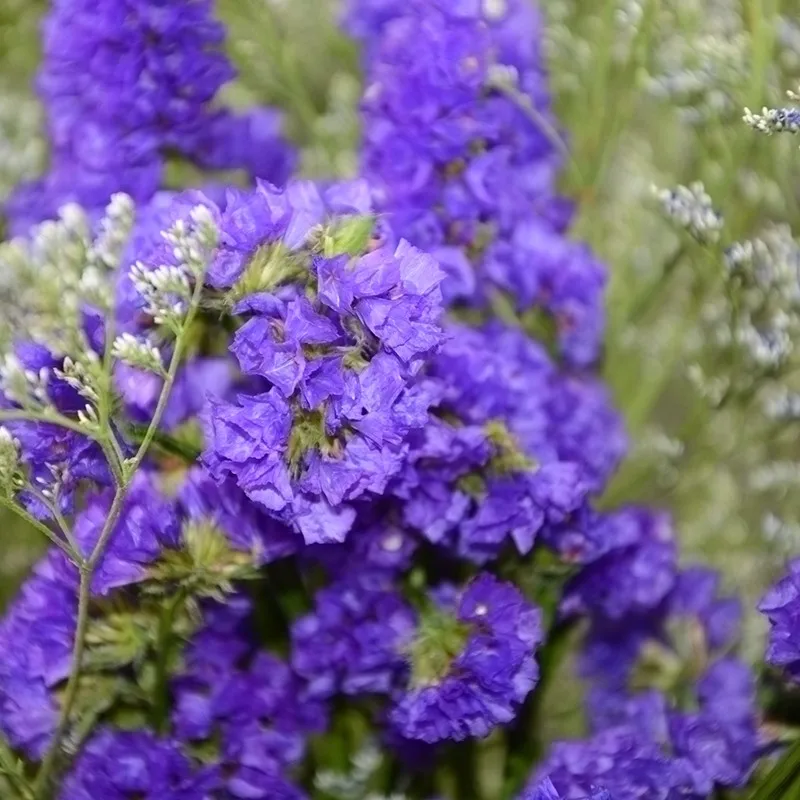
left=31, top=275, right=205, bottom=796
left=0, top=495, right=77, bottom=563
left=0, top=410, right=98, bottom=441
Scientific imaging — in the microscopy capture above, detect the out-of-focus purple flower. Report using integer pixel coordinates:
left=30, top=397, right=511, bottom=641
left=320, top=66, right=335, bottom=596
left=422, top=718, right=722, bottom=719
left=59, top=728, right=216, bottom=800
left=561, top=508, right=678, bottom=621
left=173, top=596, right=322, bottom=797
left=760, top=558, right=800, bottom=681
left=355, top=0, right=608, bottom=365
left=6, top=0, right=293, bottom=231
left=533, top=726, right=682, bottom=800
left=392, top=322, right=620, bottom=563
left=391, top=573, right=542, bottom=742
left=74, top=473, right=180, bottom=595
left=291, top=572, right=416, bottom=699
left=178, top=467, right=298, bottom=565
left=518, top=775, right=613, bottom=800
left=0, top=550, right=77, bottom=758
left=580, top=567, right=758, bottom=797
left=117, top=357, right=234, bottom=433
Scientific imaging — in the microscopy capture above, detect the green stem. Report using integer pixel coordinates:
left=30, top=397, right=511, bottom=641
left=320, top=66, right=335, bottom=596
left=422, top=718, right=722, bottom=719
left=748, top=737, right=800, bottom=800
left=152, top=591, right=186, bottom=734
left=0, top=410, right=98, bottom=441
left=32, top=266, right=205, bottom=796
left=0, top=494, right=78, bottom=563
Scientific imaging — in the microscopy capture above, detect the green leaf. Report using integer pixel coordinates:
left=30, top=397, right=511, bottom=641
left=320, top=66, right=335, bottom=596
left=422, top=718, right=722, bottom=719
left=749, top=739, right=800, bottom=800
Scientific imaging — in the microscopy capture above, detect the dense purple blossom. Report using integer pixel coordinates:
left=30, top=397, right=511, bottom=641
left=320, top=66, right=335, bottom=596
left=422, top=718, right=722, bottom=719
left=356, top=0, right=607, bottom=365
left=5, top=0, right=293, bottom=233
left=117, top=356, right=234, bottom=433
left=306, top=504, right=420, bottom=579
left=561, top=508, right=677, bottom=620
left=580, top=567, right=758, bottom=797
left=201, top=180, right=446, bottom=544
left=291, top=572, right=416, bottom=698
left=392, top=322, right=623, bottom=562
left=74, top=473, right=180, bottom=595
left=392, top=573, right=542, bottom=742
left=759, top=558, right=800, bottom=681
left=178, top=467, right=298, bottom=564
left=534, top=726, right=682, bottom=800
left=519, top=776, right=612, bottom=800
left=59, top=729, right=215, bottom=800
left=173, top=596, right=321, bottom=797
left=0, top=549, right=77, bottom=758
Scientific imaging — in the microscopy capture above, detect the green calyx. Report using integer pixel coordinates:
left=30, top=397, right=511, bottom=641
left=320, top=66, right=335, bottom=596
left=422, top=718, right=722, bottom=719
left=484, top=420, right=537, bottom=475
left=287, top=407, right=342, bottom=476
left=227, top=242, right=307, bottom=304
left=407, top=610, right=472, bottom=687
left=147, top=519, right=259, bottom=598
left=630, top=618, right=709, bottom=711
left=320, top=214, right=378, bottom=258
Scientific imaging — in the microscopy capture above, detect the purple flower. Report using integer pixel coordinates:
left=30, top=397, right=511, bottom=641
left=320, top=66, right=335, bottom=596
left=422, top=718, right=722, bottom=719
left=178, top=467, right=298, bottom=564
left=60, top=728, right=215, bottom=800
left=561, top=509, right=678, bottom=621
left=391, top=573, right=542, bottom=742
left=392, top=323, right=605, bottom=563
left=534, top=726, right=682, bottom=800
left=173, top=597, right=322, bottom=796
left=116, top=357, right=234, bottom=433
left=7, top=0, right=293, bottom=230
left=291, top=572, right=416, bottom=699
left=74, top=473, right=180, bottom=595
left=759, top=558, right=800, bottom=681
left=0, top=550, right=77, bottom=758
left=355, top=0, right=608, bottom=365
left=579, top=567, right=758, bottom=797
left=202, top=181, right=446, bottom=543
left=519, top=776, right=613, bottom=800
left=0, top=475, right=184, bottom=756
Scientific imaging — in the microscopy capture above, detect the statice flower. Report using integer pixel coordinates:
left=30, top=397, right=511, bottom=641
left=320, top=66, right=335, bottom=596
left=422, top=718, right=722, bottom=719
left=533, top=726, right=681, bottom=800
left=173, top=596, right=321, bottom=797
left=292, top=572, right=416, bottom=700
left=201, top=180, right=446, bottom=544
left=59, top=728, right=216, bottom=800
left=561, top=508, right=678, bottom=620
left=6, top=0, right=294, bottom=233
left=519, top=776, right=612, bottom=800
left=356, top=0, right=607, bottom=365
left=0, top=549, right=78, bottom=758
left=759, top=558, right=800, bottom=681
left=392, top=573, right=542, bottom=743
left=744, top=86, right=800, bottom=137
left=178, top=467, right=298, bottom=565
left=392, top=322, right=624, bottom=563
left=73, top=474, right=180, bottom=595
left=580, top=568, right=759, bottom=797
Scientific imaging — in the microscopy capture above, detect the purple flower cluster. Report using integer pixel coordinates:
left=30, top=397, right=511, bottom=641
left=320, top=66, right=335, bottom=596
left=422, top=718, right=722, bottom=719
left=392, top=322, right=625, bottom=563
left=59, top=729, right=216, bottom=800
left=577, top=567, right=758, bottom=797
left=172, top=596, right=322, bottom=798
left=293, top=571, right=542, bottom=744
left=5, top=0, right=294, bottom=233
left=0, top=0, right=774, bottom=794
left=356, top=0, right=606, bottom=365
left=200, top=180, right=446, bottom=544
left=760, top=558, right=800, bottom=681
